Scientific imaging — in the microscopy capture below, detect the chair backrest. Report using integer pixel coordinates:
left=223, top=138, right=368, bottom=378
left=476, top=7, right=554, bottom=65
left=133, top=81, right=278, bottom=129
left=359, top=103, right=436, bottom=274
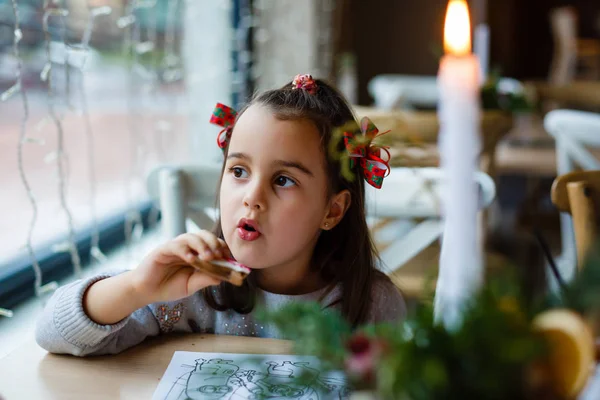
left=367, top=75, right=439, bottom=110
left=546, top=109, right=600, bottom=177
left=366, top=167, right=496, bottom=218
left=545, top=110, right=600, bottom=157
left=552, top=170, right=600, bottom=270
left=544, top=109, right=600, bottom=273
left=147, top=164, right=222, bottom=238
left=549, top=7, right=578, bottom=85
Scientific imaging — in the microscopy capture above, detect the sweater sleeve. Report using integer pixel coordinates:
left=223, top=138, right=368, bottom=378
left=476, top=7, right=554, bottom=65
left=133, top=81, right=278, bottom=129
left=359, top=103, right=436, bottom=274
left=35, top=272, right=161, bottom=356
left=368, top=278, right=407, bottom=324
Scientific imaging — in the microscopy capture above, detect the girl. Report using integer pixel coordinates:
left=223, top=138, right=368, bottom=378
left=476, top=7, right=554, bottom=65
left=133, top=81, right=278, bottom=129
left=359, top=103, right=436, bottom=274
left=36, top=74, right=406, bottom=356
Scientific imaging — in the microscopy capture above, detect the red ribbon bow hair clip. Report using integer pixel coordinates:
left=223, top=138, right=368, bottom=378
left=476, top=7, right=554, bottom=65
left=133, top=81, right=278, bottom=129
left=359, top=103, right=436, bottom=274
left=343, top=117, right=391, bottom=189
left=210, top=103, right=238, bottom=151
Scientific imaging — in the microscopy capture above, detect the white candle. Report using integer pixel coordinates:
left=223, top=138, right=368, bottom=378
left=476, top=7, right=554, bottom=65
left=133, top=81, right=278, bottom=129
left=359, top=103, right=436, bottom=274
left=434, top=0, right=482, bottom=330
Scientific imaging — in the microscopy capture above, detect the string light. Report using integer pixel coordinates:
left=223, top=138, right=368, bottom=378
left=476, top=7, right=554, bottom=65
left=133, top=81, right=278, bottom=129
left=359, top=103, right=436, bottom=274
left=42, top=1, right=83, bottom=277
left=80, top=1, right=113, bottom=264
left=119, top=1, right=141, bottom=257
left=0, top=1, right=33, bottom=317
left=2, top=0, right=187, bottom=315
left=120, top=0, right=165, bottom=256
left=133, top=0, right=159, bottom=243
left=147, top=0, right=183, bottom=228
left=7, top=0, right=59, bottom=309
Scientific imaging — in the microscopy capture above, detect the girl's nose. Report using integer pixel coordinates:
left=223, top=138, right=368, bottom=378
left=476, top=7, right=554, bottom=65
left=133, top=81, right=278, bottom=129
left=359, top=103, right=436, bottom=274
left=242, top=181, right=267, bottom=211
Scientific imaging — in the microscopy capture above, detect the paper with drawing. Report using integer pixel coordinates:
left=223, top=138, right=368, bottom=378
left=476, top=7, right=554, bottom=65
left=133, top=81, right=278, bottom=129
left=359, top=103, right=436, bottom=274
left=153, top=352, right=349, bottom=399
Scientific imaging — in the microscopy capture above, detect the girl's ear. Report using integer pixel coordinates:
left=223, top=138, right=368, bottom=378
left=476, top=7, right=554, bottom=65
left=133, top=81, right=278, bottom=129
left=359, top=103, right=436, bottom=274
left=321, top=190, right=351, bottom=230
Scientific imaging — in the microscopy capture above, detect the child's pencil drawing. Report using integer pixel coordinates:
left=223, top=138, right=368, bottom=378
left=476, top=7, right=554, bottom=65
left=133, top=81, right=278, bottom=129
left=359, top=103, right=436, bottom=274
left=153, top=352, right=350, bottom=400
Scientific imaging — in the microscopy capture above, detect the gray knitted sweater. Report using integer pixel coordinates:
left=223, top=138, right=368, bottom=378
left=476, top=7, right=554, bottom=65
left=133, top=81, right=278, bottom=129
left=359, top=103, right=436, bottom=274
left=35, top=272, right=406, bottom=356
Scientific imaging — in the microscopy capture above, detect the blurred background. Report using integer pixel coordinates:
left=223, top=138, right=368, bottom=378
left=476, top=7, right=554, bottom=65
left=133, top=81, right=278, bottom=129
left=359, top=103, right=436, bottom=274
left=1, top=0, right=600, bottom=321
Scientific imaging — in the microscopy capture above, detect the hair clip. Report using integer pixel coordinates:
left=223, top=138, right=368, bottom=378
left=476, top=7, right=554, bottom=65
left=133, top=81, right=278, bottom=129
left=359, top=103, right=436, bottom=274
left=292, top=74, right=318, bottom=95
left=343, top=117, right=391, bottom=189
left=210, top=103, right=238, bottom=151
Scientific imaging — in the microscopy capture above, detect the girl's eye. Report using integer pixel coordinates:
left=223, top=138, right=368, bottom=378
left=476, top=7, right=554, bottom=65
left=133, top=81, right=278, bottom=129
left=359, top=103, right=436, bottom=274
left=274, top=175, right=296, bottom=188
left=230, top=167, right=248, bottom=178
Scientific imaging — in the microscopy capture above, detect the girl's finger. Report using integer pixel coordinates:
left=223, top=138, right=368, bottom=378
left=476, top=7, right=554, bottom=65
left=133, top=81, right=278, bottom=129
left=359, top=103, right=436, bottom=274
left=194, top=231, right=225, bottom=258
left=179, top=232, right=221, bottom=260
left=166, top=240, right=197, bottom=264
left=187, top=270, right=222, bottom=294
left=178, top=234, right=212, bottom=259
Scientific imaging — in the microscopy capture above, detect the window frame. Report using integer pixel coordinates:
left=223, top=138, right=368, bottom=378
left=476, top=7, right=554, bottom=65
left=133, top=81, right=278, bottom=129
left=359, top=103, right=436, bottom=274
left=0, top=201, right=156, bottom=310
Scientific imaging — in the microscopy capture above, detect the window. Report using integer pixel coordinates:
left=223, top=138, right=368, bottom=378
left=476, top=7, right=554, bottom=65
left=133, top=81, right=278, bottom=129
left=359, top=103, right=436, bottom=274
left=0, top=0, right=189, bottom=309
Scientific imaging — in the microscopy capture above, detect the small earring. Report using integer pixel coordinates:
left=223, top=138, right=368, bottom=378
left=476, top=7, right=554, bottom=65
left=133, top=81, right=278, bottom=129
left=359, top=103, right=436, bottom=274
left=324, top=222, right=329, bottom=229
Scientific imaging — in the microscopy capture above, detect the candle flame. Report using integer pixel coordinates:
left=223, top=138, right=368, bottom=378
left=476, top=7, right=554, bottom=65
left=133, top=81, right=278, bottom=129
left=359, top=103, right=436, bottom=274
left=444, top=0, right=471, bottom=56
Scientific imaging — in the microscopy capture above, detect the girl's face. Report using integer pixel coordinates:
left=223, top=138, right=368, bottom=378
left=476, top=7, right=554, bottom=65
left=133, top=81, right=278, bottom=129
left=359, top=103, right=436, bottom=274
left=220, top=104, right=331, bottom=271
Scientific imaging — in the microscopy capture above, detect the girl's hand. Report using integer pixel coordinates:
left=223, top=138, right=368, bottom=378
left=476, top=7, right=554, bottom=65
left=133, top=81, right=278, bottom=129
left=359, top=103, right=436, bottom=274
left=131, top=231, right=232, bottom=304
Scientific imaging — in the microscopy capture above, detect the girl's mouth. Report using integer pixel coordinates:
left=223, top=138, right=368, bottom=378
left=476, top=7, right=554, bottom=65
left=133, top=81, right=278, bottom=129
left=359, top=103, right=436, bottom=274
left=237, top=219, right=261, bottom=241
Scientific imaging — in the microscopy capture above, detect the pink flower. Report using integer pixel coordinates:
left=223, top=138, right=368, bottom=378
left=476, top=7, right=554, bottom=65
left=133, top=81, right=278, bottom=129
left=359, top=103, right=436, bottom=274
left=344, top=334, right=386, bottom=385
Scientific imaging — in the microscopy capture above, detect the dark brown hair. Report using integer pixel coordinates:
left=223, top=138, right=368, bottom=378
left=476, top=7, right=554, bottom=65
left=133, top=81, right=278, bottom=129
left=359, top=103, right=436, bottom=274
left=202, top=78, right=388, bottom=327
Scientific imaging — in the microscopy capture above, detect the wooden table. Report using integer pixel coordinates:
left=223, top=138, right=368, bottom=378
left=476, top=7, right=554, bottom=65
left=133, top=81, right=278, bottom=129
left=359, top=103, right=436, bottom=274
left=528, top=81, right=600, bottom=110
left=0, top=334, right=293, bottom=399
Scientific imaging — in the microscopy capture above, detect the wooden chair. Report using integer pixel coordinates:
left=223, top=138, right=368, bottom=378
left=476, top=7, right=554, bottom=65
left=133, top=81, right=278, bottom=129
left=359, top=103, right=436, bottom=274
left=552, top=171, right=600, bottom=365
left=545, top=110, right=600, bottom=278
left=549, top=7, right=600, bottom=84
left=551, top=170, right=600, bottom=271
